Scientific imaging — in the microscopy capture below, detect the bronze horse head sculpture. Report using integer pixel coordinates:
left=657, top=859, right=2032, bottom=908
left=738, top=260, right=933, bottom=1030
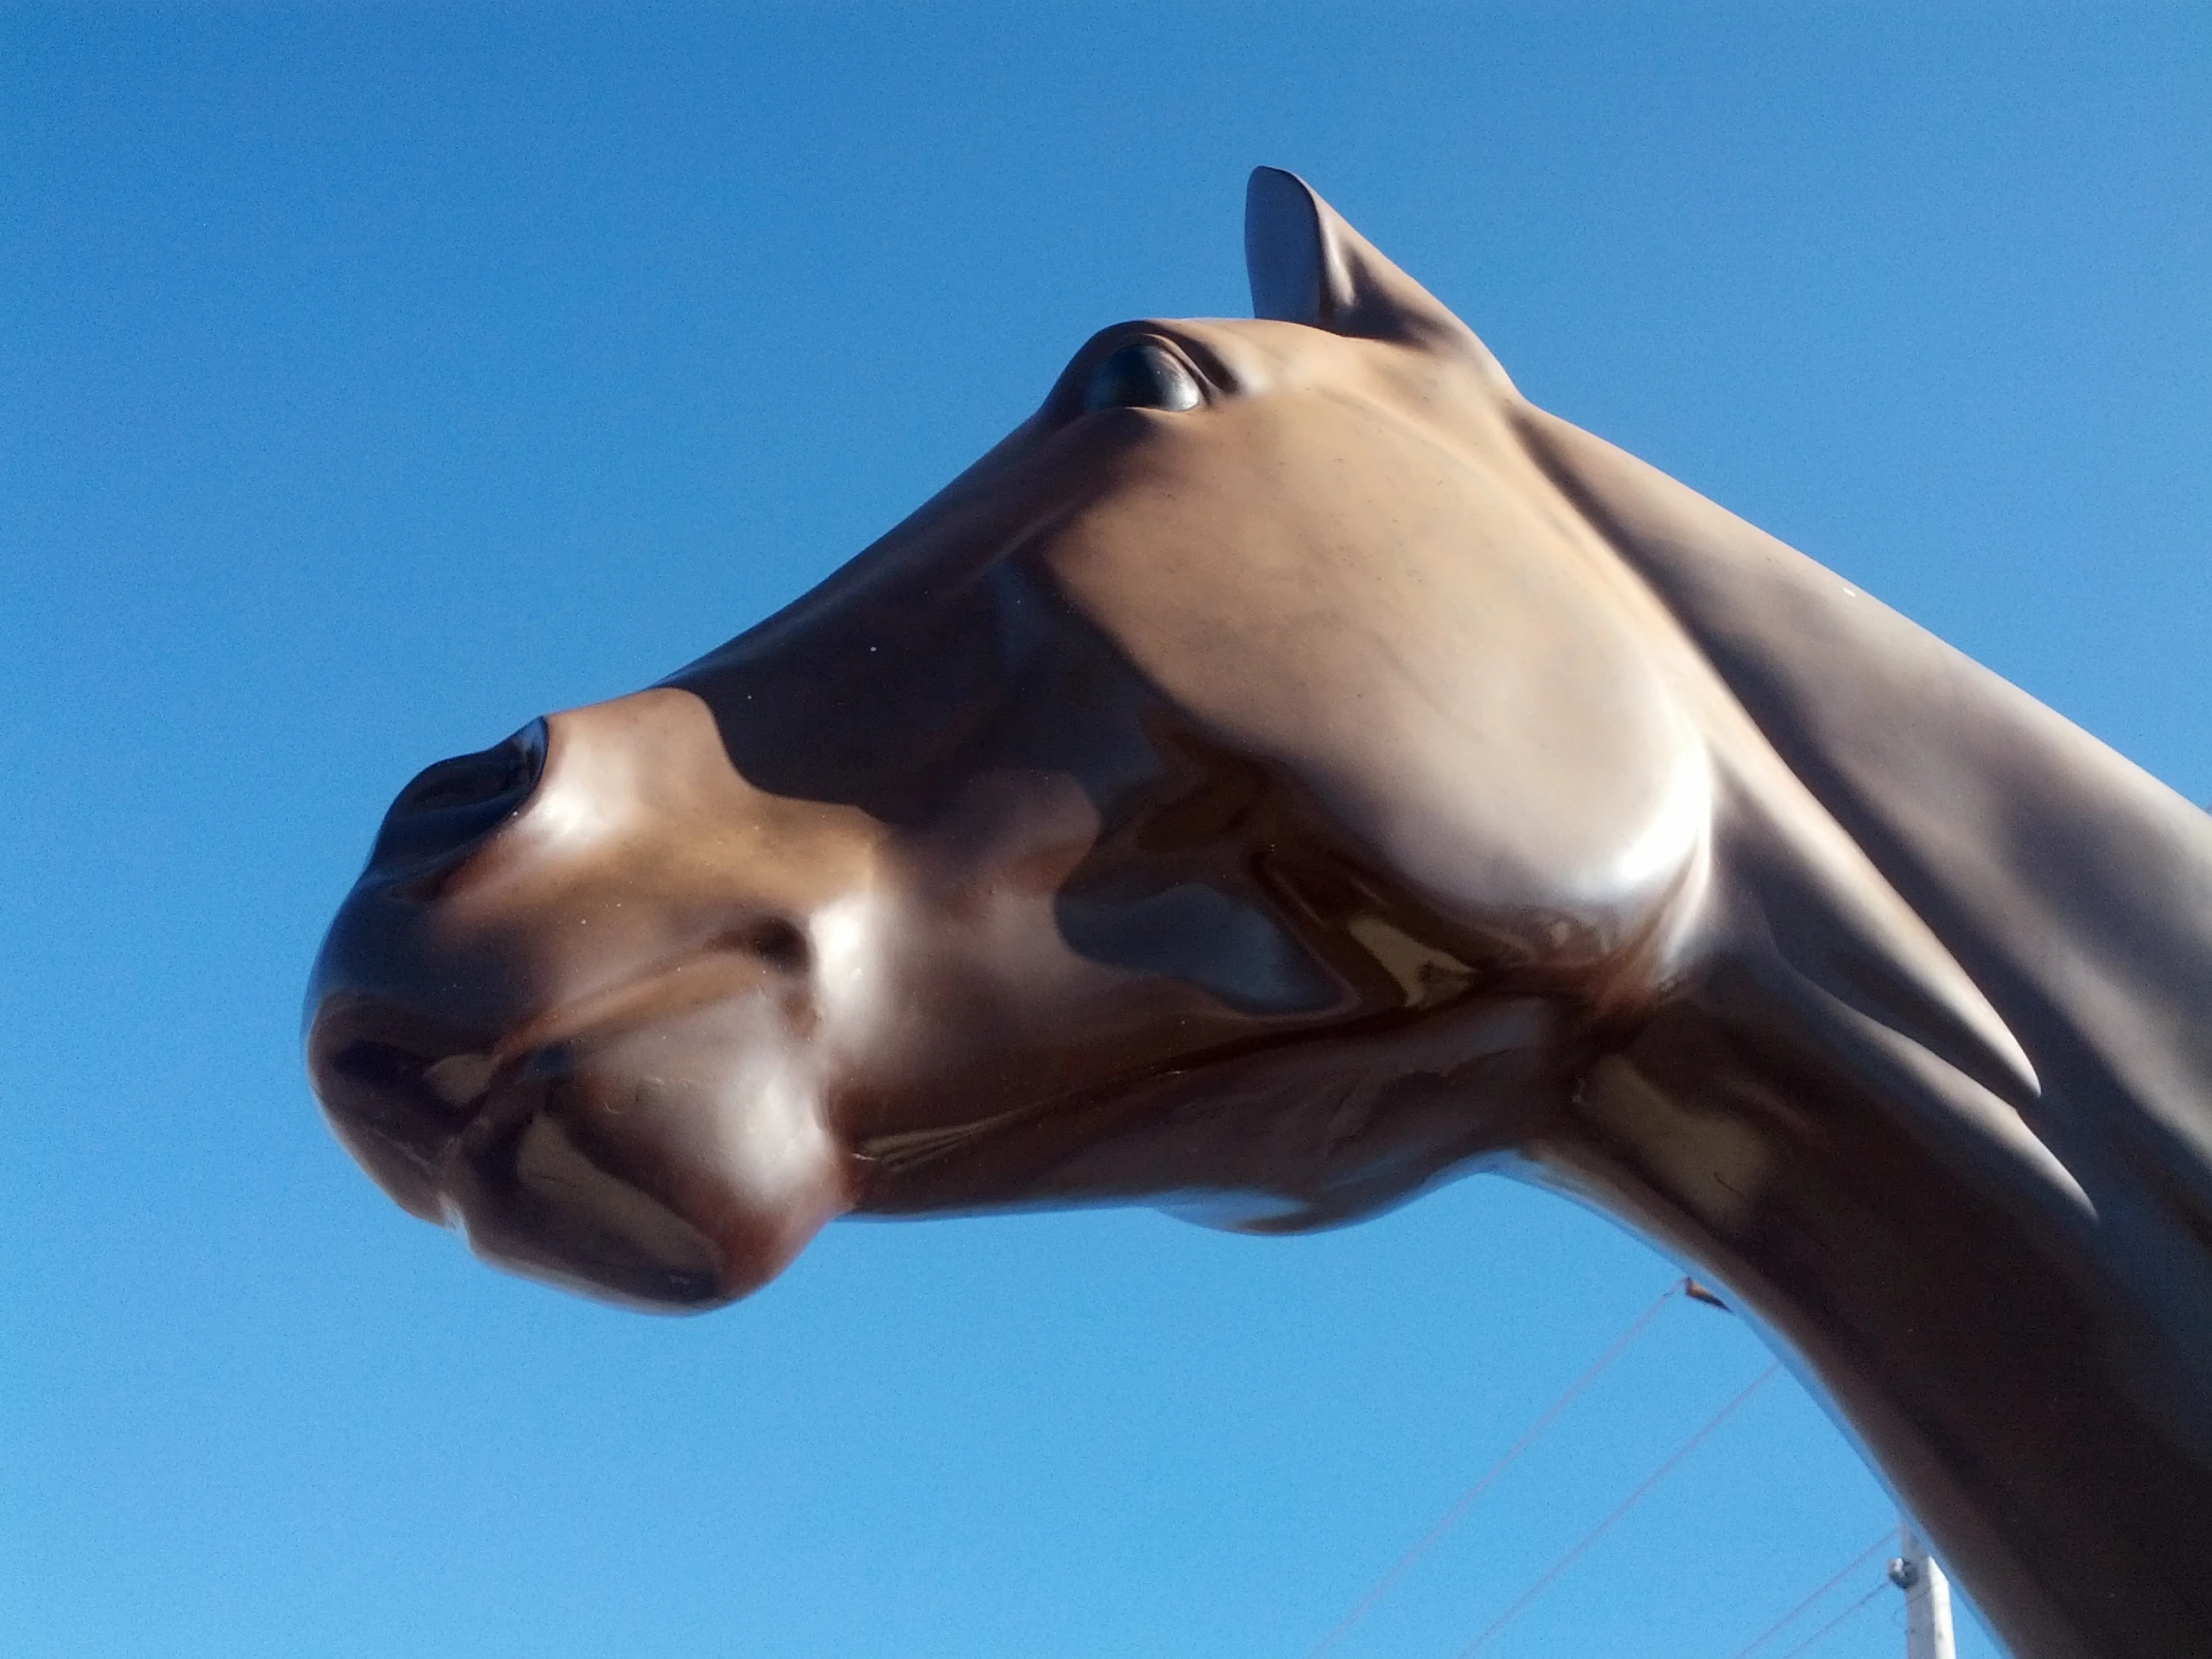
left=309, top=170, right=2212, bottom=1657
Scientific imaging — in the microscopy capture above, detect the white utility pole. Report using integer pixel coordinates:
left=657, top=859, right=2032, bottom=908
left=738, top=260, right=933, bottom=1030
left=1887, top=1522, right=1957, bottom=1659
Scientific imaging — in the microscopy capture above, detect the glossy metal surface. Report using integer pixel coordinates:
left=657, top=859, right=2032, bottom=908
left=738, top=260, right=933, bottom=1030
left=308, top=169, right=2212, bottom=1656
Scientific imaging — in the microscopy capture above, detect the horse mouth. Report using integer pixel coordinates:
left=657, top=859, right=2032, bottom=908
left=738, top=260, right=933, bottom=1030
left=312, top=1021, right=734, bottom=1306
left=445, top=1051, right=731, bottom=1309
left=309, top=1006, right=499, bottom=1223
left=309, top=958, right=843, bottom=1310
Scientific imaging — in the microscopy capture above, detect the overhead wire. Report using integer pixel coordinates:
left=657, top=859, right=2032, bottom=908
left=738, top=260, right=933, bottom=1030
left=1298, top=1280, right=1687, bottom=1659
left=1768, top=1577, right=1889, bottom=1659
left=1718, top=1528, right=1897, bottom=1659
left=1448, top=1362, right=1783, bottom=1659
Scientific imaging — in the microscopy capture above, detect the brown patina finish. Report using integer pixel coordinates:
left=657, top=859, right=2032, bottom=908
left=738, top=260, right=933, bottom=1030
left=309, top=170, right=2212, bottom=1657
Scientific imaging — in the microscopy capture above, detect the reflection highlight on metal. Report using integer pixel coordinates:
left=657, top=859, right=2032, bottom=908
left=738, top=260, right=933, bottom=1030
left=307, top=167, right=2212, bottom=1656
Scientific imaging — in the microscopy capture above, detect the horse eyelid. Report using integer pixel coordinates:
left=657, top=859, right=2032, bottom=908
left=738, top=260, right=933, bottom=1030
left=1070, top=334, right=1227, bottom=419
left=1168, top=337, right=1240, bottom=396
left=1135, top=337, right=1226, bottom=401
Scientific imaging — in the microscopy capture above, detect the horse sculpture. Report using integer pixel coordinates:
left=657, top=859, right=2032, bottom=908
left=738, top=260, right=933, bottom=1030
left=308, top=169, right=2212, bottom=1657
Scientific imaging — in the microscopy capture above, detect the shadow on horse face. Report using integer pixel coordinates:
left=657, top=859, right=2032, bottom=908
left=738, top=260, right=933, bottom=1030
left=307, top=172, right=1711, bottom=1309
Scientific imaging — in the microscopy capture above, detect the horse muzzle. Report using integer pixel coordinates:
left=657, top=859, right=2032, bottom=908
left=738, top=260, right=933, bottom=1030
left=306, top=690, right=865, bottom=1308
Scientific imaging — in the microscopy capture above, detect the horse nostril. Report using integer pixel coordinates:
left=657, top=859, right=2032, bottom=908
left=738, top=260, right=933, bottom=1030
left=365, top=719, right=549, bottom=878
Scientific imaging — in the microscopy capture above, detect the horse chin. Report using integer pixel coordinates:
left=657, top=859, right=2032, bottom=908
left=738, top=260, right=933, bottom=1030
left=442, top=1102, right=739, bottom=1310
left=422, top=997, right=853, bottom=1311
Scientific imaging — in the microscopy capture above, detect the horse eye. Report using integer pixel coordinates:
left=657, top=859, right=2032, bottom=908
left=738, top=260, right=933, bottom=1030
left=1084, top=341, right=1202, bottom=413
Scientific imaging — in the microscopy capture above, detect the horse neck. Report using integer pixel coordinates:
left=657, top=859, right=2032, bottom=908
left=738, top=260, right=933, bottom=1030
left=1514, top=406, right=2212, bottom=1656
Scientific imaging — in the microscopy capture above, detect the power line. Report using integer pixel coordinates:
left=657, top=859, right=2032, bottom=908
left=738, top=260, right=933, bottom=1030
left=1770, top=1578, right=1888, bottom=1659
left=1299, top=1280, right=1686, bottom=1659
left=1448, top=1363, right=1783, bottom=1659
left=1720, top=1529, right=1896, bottom=1659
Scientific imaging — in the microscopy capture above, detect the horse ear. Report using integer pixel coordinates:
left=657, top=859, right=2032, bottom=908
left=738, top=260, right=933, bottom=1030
left=1244, top=167, right=1488, bottom=360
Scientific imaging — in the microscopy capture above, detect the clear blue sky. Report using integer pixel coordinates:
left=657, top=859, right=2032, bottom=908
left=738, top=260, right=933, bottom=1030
left=4, top=8, right=2206, bottom=1657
